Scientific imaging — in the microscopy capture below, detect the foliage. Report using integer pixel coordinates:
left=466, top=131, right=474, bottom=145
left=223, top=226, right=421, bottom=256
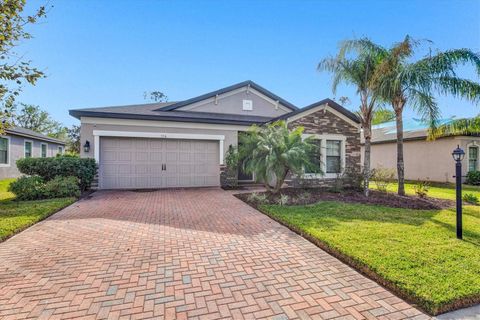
left=0, top=0, right=48, bottom=134
left=43, top=176, right=81, bottom=199
left=8, top=176, right=45, bottom=200
left=144, top=91, right=168, bottom=102
left=463, top=193, right=479, bottom=205
left=246, top=192, right=267, bottom=204
left=13, top=103, right=66, bottom=138
left=351, top=36, right=480, bottom=196
left=372, top=167, right=396, bottom=192
left=276, top=194, right=289, bottom=206
left=67, top=125, right=81, bottom=154
left=239, top=121, right=319, bottom=194
left=372, top=107, right=396, bottom=125
left=16, top=155, right=97, bottom=190
left=428, top=116, right=480, bottom=140
left=369, top=180, right=480, bottom=201
left=262, top=202, right=480, bottom=315
left=466, top=170, right=480, bottom=186
left=413, top=180, right=430, bottom=198
left=225, top=145, right=239, bottom=173
left=295, top=191, right=311, bottom=205
left=318, top=38, right=384, bottom=197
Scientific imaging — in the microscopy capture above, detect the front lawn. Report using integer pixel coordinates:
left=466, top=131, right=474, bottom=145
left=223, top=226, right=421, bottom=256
left=261, top=201, right=480, bottom=315
left=0, top=179, right=75, bottom=241
left=370, top=181, right=480, bottom=201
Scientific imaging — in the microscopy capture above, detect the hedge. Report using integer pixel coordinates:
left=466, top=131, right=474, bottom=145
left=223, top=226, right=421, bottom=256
left=16, top=155, right=97, bottom=190
left=466, top=170, right=480, bottom=186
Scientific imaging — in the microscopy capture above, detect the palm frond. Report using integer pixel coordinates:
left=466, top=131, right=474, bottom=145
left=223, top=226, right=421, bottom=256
left=428, top=116, right=480, bottom=140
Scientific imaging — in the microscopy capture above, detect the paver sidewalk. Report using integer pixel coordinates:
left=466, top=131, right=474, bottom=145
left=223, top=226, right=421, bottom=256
left=0, top=188, right=428, bottom=319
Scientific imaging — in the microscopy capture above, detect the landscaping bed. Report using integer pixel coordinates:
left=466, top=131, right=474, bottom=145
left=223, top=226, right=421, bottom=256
left=236, top=187, right=454, bottom=210
left=235, top=188, right=480, bottom=315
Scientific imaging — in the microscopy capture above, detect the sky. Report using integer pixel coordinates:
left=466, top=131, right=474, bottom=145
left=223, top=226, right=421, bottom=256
left=16, top=0, right=480, bottom=127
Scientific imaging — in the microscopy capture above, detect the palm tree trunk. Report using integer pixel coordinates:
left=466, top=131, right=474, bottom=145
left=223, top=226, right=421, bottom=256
left=363, top=132, right=372, bottom=197
left=394, top=105, right=405, bottom=196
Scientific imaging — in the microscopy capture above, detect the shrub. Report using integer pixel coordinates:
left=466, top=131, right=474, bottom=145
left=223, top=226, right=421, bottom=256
left=247, top=192, right=268, bottom=204
left=276, top=194, right=289, bottom=206
left=372, top=167, right=396, bottom=192
left=8, top=176, right=46, bottom=200
left=466, top=171, right=480, bottom=186
left=44, top=176, right=81, bottom=198
left=296, top=191, right=311, bottom=205
left=16, top=156, right=97, bottom=190
left=463, top=193, right=479, bottom=205
left=413, top=180, right=430, bottom=198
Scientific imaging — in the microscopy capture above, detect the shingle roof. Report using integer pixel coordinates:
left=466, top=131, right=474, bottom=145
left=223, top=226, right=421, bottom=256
left=271, top=98, right=360, bottom=124
left=6, top=126, right=66, bottom=144
left=157, top=80, right=298, bottom=112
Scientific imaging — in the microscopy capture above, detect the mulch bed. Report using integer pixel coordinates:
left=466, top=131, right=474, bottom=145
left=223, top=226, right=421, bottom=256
left=235, top=187, right=454, bottom=210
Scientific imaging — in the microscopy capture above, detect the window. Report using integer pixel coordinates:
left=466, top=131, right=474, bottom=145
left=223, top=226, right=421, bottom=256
left=242, top=100, right=253, bottom=111
left=469, top=146, right=478, bottom=172
left=57, top=146, right=64, bottom=155
left=41, top=143, right=48, bottom=158
left=0, top=137, right=8, bottom=165
left=24, top=141, right=32, bottom=158
left=326, top=140, right=341, bottom=173
left=305, top=139, right=322, bottom=174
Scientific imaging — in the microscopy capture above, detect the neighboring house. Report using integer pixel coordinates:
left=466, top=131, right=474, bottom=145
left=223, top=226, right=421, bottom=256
left=0, top=126, right=66, bottom=179
left=69, top=80, right=361, bottom=189
left=367, top=118, right=480, bottom=183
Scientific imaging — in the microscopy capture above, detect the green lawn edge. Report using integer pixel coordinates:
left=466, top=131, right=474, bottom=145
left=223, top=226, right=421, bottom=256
left=255, top=201, right=480, bottom=316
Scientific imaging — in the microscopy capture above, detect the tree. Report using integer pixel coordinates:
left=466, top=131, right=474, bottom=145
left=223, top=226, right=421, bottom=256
left=67, top=125, right=81, bottom=154
left=144, top=91, right=168, bottom=102
left=14, top=103, right=64, bottom=136
left=369, top=36, right=480, bottom=195
left=372, top=107, right=396, bottom=125
left=428, top=116, right=480, bottom=139
left=239, top=121, right=318, bottom=194
left=0, top=1, right=47, bottom=134
left=318, top=38, right=385, bottom=196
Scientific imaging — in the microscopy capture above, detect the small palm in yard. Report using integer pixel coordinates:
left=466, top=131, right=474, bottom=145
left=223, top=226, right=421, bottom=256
left=239, top=121, right=318, bottom=194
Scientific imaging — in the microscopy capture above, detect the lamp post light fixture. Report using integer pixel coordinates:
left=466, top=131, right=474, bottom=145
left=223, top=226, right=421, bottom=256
left=83, top=140, right=90, bottom=153
left=452, top=145, right=465, bottom=239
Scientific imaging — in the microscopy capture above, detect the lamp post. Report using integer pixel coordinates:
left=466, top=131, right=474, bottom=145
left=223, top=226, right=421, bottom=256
left=452, top=145, right=465, bottom=240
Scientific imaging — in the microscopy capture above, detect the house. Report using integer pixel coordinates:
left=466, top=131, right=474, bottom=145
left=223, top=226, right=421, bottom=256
left=69, top=80, right=361, bottom=189
left=0, top=126, right=66, bottom=179
left=368, top=118, right=480, bottom=183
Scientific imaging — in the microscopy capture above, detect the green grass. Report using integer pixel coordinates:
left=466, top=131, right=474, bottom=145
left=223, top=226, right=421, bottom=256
left=0, top=178, right=76, bottom=241
left=261, top=201, right=480, bottom=315
left=370, top=181, right=480, bottom=201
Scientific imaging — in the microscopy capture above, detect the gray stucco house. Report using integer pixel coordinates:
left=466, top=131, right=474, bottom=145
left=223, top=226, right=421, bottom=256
left=0, top=127, right=66, bottom=179
left=69, top=80, right=361, bottom=189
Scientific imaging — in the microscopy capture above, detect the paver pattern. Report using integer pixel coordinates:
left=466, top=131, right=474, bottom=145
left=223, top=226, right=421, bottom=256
left=0, top=188, right=429, bottom=319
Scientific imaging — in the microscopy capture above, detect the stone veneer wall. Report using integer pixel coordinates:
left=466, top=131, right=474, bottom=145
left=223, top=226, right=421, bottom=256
left=287, top=109, right=361, bottom=188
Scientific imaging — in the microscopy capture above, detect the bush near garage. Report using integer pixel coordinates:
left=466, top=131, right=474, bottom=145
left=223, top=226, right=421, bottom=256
left=16, top=155, right=97, bottom=190
left=466, top=170, right=480, bottom=186
left=8, top=176, right=80, bottom=200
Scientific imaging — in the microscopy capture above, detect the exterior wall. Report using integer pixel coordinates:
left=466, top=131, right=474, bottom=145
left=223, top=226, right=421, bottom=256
left=367, top=136, right=480, bottom=183
left=0, top=134, right=65, bottom=179
left=79, top=118, right=248, bottom=161
left=176, top=88, right=292, bottom=118
left=287, top=109, right=361, bottom=188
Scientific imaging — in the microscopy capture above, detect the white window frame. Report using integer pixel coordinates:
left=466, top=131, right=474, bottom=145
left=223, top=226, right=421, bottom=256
left=301, top=134, right=346, bottom=179
left=0, top=136, right=11, bottom=167
left=57, top=145, right=64, bottom=155
left=24, top=140, right=33, bottom=158
left=41, top=142, right=48, bottom=158
left=467, top=142, right=479, bottom=172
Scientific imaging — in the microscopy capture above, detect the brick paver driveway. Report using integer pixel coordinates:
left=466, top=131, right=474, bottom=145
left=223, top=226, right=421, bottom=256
left=0, top=188, right=428, bottom=320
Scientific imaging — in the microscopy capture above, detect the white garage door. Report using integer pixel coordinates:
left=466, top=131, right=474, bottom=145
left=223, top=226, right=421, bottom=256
left=99, top=137, right=220, bottom=189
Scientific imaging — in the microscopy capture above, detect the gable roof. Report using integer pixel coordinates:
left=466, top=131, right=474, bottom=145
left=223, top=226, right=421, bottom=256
left=271, top=98, right=360, bottom=124
left=5, top=126, right=66, bottom=144
left=156, top=80, right=298, bottom=112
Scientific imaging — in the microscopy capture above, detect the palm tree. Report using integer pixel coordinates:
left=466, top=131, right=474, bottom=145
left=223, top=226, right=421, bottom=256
left=318, top=38, right=385, bottom=196
left=428, top=116, right=480, bottom=139
left=366, top=36, right=480, bottom=195
left=239, top=121, right=318, bottom=194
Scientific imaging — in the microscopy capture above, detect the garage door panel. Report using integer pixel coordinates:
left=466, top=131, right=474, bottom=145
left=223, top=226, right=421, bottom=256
left=100, top=137, right=219, bottom=189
